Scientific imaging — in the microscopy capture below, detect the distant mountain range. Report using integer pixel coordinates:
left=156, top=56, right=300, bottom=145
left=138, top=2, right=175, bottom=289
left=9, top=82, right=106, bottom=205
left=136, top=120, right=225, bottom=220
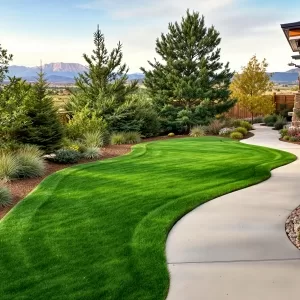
left=7, top=63, right=145, bottom=84
left=6, top=63, right=300, bottom=84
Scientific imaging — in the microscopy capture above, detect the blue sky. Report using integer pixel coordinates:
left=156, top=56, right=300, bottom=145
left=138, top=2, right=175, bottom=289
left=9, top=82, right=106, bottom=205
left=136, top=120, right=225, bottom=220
left=0, top=0, right=300, bottom=72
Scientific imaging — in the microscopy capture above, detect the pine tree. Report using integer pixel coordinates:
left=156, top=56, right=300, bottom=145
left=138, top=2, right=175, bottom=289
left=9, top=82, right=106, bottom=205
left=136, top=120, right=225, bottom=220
left=16, top=67, right=64, bottom=152
left=0, top=44, right=13, bottom=84
left=71, top=25, right=138, bottom=113
left=141, top=10, right=235, bottom=117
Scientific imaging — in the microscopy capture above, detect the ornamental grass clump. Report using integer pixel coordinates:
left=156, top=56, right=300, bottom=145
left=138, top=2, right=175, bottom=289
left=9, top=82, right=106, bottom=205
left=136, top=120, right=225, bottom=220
left=110, top=133, right=126, bottom=145
left=0, top=185, right=12, bottom=208
left=0, top=152, right=20, bottom=182
left=83, top=147, right=101, bottom=159
left=189, top=126, right=205, bottom=137
left=124, top=132, right=141, bottom=144
left=83, top=130, right=104, bottom=148
left=16, top=145, right=45, bottom=178
left=206, top=120, right=224, bottom=135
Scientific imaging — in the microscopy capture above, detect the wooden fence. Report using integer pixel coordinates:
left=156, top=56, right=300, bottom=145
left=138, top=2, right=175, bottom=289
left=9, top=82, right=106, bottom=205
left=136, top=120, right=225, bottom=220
left=227, top=93, right=295, bottom=119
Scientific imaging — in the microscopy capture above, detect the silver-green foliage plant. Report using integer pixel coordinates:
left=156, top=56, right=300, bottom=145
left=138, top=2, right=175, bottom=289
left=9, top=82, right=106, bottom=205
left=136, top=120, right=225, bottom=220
left=0, top=152, right=20, bottom=182
left=16, top=145, right=45, bottom=178
left=0, top=185, right=12, bottom=207
left=83, top=130, right=104, bottom=148
left=189, top=126, right=205, bottom=137
left=219, top=127, right=234, bottom=137
left=83, top=147, right=101, bottom=159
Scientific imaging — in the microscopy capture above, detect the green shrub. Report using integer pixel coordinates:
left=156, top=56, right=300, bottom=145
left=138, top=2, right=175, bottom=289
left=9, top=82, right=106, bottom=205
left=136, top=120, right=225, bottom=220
left=274, top=116, right=287, bottom=130
left=232, top=119, right=242, bottom=127
left=0, top=152, right=20, bottom=182
left=0, top=186, right=12, bottom=208
left=264, top=115, right=277, bottom=126
left=234, top=127, right=248, bottom=136
left=51, top=149, right=82, bottom=164
left=63, top=138, right=87, bottom=153
left=206, top=120, right=224, bottom=135
left=280, top=128, right=289, bottom=138
left=16, top=145, right=45, bottom=178
left=189, top=126, right=205, bottom=137
left=83, top=131, right=104, bottom=148
left=83, top=147, right=101, bottom=159
left=124, top=132, right=141, bottom=144
left=289, top=136, right=300, bottom=142
left=240, top=121, right=253, bottom=131
left=252, top=117, right=264, bottom=124
left=230, top=132, right=243, bottom=140
left=111, top=133, right=126, bottom=145
left=168, top=133, right=175, bottom=137
left=66, top=108, right=108, bottom=140
left=283, top=135, right=290, bottom=141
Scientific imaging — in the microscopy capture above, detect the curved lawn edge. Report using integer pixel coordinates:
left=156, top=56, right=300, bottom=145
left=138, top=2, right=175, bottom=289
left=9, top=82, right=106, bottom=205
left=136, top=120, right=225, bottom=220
left=130, top=143, right=296, bottom=299
left=0, top=138, right=296, bottom=300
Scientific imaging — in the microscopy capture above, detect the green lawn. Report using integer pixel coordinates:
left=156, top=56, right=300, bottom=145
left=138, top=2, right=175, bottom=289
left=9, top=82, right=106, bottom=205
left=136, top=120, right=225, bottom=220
left=0, top=137, right=295, bottom=299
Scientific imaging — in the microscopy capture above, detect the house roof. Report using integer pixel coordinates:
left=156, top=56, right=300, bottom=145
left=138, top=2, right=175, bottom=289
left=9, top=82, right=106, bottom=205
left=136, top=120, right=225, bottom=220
left=281, top=21, right=300, bottom=53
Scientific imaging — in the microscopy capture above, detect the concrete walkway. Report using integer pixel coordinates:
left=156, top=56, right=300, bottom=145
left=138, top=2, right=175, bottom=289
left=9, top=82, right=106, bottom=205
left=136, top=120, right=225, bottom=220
left=166, top=125, right=300, bottom=300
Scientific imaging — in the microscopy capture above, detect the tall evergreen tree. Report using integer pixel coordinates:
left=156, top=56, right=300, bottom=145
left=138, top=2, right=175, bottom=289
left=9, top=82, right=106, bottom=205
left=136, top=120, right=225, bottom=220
left=16, top=67, right=64, bottom=152
left=0, top=44, right=13, bottom=84
left=141, top=10, right=235, bottom=117
left=71, top=25, right=138, bottom=113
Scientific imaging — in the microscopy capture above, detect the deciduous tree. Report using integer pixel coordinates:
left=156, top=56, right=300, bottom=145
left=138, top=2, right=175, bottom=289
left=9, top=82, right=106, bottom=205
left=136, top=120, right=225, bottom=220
left=230, top=55, right=275, bottom=123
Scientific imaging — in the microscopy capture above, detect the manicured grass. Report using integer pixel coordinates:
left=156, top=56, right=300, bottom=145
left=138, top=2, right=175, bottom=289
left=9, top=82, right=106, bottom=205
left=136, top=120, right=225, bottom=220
left=0, top=137, right=295, bottom=299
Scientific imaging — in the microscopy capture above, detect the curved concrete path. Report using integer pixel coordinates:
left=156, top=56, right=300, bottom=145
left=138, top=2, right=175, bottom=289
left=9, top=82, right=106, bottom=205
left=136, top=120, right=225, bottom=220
left=166, top=125, right=300, bottom=300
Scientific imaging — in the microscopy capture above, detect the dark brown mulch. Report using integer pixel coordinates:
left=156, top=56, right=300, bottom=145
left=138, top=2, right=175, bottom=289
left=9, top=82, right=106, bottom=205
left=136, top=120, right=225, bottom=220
left=279, top=138, right=300, bottom=145
left=0, top=132, right=253, bottom=219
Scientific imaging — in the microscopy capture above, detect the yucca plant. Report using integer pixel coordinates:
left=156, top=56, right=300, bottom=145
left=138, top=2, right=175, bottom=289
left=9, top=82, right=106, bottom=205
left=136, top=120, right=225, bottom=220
left=124, top=132, right=141, bottom=144
left=0, top=185, right=12, bottom=208
left=83, top=147, right=101, bottom=159
left=189, top=126, right=205, bottom=137
left=0, top=151, right=20, bottom=182
left=110, top=133, right=126, bottom=145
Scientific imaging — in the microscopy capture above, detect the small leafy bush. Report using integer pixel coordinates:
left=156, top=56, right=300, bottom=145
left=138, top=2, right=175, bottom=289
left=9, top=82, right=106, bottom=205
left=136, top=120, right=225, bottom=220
left=274, top=116, right=287, bottom=130
left=111, top=133, right=126, bottom=145
left=234, top=127, right=248, bottom=136
left=83, top=130, right=104, bottom=148
left=0, top=152, right=20, bottom=182
left=289, top=136, right=299, bottom=142
left=189, top=126, right=205, bottom=137
left=252, top=117, right=264, bottom=124
left=288, top=127, right=300, bottom=137
left=240, top=121, right=253, bottom=131
left=83, top=147, right=101, bottom=159
left=219, top=127, right=234, bottom=137
left=206, top=120, right=224, bottom=135
left=124, top=132, right=141, bottom=144
left=51, top=149, right=82, bottom=164
left=283, top=135, right=290, bottom=141
left=230, top=132, right=243, bottom=140
left=168, top=133, right=175, bottom=137
left=0, top=186, right=12, bottom=208
left=232, top=119, right=242, bottom=127
left=264, top=115, right=277, bottom=126
left=280, top=128, right=288, bottom=138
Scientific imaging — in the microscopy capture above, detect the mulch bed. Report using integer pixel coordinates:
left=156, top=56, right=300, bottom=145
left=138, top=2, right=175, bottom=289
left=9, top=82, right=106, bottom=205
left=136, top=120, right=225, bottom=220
left=285, top=206, right=300, bottom=250
left=279, top=138, right=300, bottom=145
left=0, top=133, right=251, bottom=220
